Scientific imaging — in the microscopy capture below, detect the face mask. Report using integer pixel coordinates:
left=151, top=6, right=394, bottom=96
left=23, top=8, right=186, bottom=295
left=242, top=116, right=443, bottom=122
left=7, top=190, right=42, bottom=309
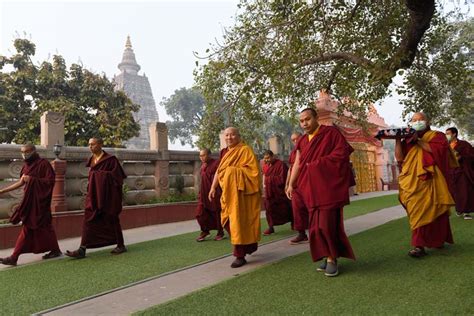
left=411, top=120, right=426, bottom=131
left=22, top=152, right=34, bottom=160
left=446, top=134, right=452, bottom=142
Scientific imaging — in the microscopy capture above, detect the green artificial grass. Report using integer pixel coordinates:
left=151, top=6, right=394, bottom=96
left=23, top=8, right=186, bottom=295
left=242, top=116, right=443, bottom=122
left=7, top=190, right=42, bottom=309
left=140, top=216, right=474, bottom=315
left=0, top=194, right=398, bottom=315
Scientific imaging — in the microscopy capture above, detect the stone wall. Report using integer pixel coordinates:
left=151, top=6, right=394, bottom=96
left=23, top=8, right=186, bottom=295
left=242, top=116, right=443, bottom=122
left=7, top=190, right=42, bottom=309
left=0, top=112, right=201, bottom=219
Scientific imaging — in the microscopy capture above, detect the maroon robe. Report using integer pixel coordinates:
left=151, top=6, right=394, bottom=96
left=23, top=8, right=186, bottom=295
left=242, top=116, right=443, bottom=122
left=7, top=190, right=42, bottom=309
left=449, top=140, right=474, bottom=214
left=81, top=151, right=126, bottom=248
left=196, top=158, right=223, bottom=232
left=289, top=148, right=309, bottom=231
left=402, top=130, right=454, bottom=248
left=264, top=159, right=293, bottom=227
left=295, top=125, right=355, bottom=261
left=10, top=154, right=60, bottom=259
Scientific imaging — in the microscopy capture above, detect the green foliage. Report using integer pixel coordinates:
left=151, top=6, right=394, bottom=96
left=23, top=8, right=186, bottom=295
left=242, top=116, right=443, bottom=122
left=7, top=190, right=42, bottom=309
left=194, top=1, right=472, bottom=138
left=0, top=38, right=140, bottom=146
left=146, top=192, right=197, bottom=204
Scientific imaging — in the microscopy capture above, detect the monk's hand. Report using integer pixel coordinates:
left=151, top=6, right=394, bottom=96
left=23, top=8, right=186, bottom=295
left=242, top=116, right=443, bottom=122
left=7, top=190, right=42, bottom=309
left=208, top=188, right=215, bottom=201
left=286, top=185, right=294, bottom=200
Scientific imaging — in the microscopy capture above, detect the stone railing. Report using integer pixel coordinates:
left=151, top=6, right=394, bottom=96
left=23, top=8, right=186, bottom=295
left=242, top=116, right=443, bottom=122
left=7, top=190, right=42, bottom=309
left=0, top=111, right=203, bottom=219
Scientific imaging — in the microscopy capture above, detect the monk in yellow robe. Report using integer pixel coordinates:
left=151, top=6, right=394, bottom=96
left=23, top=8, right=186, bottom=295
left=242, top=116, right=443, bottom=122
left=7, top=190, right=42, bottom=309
left=395, top=112, right=457, bottom=258
left=209, top=127, right=261, bottom=268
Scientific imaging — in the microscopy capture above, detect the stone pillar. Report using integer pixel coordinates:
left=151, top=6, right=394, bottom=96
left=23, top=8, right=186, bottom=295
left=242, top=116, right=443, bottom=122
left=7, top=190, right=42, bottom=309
left=268, top=135, right=282, bottom=155
left=41, top=112, right=65, bottom=149
left=150, top=122, right=169, bottom=197
left=51, top=159, right=67, bottom=212
left=193, top=160, right=201, bottom=196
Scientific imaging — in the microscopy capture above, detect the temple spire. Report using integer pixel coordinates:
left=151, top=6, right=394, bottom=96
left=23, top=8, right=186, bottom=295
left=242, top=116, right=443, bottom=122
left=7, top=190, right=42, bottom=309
left=118, top=35, right=141, bottom=75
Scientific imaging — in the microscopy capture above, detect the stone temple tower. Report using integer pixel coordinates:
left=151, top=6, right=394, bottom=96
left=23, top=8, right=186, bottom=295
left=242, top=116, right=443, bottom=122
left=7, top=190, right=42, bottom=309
left=114, top=36, right=159, bottom=149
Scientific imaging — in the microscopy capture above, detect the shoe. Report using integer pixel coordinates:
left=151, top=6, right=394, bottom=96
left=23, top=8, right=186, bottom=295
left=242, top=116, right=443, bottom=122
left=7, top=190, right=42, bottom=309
left=464, top=214, right=472, bottom=220
left=214, top=234, right=225, bottom=241
left=42, top=250, right=62, bottom=260
left=289, top=234, right=308, bottom=245
left=0, top=256, right=17, bottom=266
left=455, top=211, right=463, bottom=217
left=111, top=246, right=127, bottom=255
left=316, top=259, right=327, bottom=272
left=196, top=231, right=210, bottom=242
left=230, top=257, right=247, bottom=268
left=65, top=248, right=86, bottom=259
left=263, top=227, right=275, bottom=236
left=408, top=247, right=427, bottom=258
left=324, top=260, right=339, bottom=277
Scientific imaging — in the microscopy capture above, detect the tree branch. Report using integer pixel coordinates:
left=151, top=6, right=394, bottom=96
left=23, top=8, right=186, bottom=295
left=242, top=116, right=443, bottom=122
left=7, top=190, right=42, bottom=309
left=299, top=52, right=372, bottom=69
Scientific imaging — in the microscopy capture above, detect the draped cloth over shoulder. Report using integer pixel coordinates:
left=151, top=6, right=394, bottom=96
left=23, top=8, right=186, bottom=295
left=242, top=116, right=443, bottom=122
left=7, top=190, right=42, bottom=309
left=196, top=158, right=222, bottom=232
left=399, top=130, right=455, bottom=248
left=448, top=140, right=474, bottom=214
left=295, top=125, right=355, bottom=261
left=218, top=143, right=261, bottom=246
left=81, top=151, right=127, bottom=248
left=9, top=154, right=60, bottom=259
left=264, top=159, right=292, bottom=227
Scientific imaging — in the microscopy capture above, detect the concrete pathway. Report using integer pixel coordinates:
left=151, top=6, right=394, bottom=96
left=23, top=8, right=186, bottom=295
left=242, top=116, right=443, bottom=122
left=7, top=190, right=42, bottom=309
left=0, top=190, right=398, bottom=270
left=36, top=194, right=403, bottom=315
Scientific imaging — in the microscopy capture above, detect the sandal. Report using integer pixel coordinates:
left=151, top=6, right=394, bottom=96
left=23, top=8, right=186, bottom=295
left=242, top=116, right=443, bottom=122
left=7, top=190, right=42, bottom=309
left=408, top=247, right=427, bottom=258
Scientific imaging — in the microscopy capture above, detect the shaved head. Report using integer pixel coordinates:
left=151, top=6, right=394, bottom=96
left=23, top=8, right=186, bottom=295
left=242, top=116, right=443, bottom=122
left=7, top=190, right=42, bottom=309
left=410, top=112, right=430, bottom=123
left=224, top=127, right=241, bottom=148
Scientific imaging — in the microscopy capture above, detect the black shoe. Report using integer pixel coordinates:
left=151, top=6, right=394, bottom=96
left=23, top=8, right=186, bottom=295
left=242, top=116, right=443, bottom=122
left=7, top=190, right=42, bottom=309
left=230, top=257, right=247, bottom=268
left=42, top=250, right=62, bottom=260
left=111, top=246, right=127, bottom=255
left=65, top=248, right=86, bottom=259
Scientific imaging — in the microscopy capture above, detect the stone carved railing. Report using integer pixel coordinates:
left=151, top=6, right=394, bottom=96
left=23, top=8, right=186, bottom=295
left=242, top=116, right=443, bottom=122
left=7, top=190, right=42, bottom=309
left=0, top=112, right=201, bottom=219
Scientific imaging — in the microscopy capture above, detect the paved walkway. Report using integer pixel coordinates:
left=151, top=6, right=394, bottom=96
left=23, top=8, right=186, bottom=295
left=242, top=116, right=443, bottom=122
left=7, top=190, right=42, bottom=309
left=30, top=190, right=402, bottom=315
left=0, top=190, right=397, bottom=270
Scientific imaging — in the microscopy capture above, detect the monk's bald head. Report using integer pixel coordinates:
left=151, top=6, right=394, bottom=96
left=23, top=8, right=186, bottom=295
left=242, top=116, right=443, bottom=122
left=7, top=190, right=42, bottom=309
left=411, top=112, right=430, bottom=124
left=224, top=127, right=241, bottom=148
left=290, top=132, right=302, bottom=145
left=88, top=137, right=104, bottom=155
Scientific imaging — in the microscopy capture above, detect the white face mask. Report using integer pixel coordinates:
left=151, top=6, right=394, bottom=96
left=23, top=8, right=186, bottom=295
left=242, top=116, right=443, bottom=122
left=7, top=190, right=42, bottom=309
left=21, top=152, right=34, bottom=160
left=411, top=120, right=427, bottom=131
left=446, top=134, right=452, bottom=142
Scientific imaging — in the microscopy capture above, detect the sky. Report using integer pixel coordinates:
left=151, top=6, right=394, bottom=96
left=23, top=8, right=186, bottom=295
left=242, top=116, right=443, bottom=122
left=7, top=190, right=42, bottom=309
left=0, top=1, right=470, bottom=148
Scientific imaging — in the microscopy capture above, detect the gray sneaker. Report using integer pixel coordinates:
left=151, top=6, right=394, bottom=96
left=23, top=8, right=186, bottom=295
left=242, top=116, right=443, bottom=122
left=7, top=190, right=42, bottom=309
left=316, top=259, right=327, bottom=272
left=324, top=260, right=339, bottom=277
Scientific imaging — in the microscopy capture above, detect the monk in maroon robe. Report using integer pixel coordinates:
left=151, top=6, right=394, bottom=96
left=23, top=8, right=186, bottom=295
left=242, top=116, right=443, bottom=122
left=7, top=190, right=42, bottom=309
left=286, top=132, right=309, bottom=244
left=396, top=113, right=455, bottom=258
left=195, top=148, right=224, bottom=241
left=446, top=127, right=474, bottom=220
left=287, top=108, right=355, bottom=277
left=66, top=137, right=127, bottom=259
left=0, top=144, right=61, bottom=266
left=262, top=150, right=293, bottom=235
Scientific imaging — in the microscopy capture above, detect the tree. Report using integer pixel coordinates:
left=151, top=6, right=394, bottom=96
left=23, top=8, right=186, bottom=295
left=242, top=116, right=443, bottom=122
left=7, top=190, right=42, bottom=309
left=161, top=87, right=205, bottom=147
left=194, top=0, right=472, bottom=139
left=0, top=38, right=140, bottom=146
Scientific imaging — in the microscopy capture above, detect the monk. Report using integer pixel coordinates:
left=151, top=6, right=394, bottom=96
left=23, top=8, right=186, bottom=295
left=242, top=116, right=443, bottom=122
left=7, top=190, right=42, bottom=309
left=66, top=137, right=127, bottom=259
left=209, top=127, right=261, bottom=268
left=446, top=127, right=474, bottom=220
left=395, top=112, right=456, bottom=258
left=262, top=150, right=293, bottom=235
left=287, top=108, right=355, bottom=277
left=195, top=148, right=225, bottom=241
left=285, top=132, right=309, bottom=244
left=0, top=144, right=61, bottom=266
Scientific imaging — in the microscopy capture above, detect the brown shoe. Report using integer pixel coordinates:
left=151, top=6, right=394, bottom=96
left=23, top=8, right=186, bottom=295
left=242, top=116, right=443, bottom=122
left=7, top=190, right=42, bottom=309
left=65, top=248, right=86, bottom=259
left=196, top=231, right=210, bottom=242
left=0, top=256, right=17, bottom=266
left=42, top=250, right=62, bottom=260
left=111, top=246, right=127, bottom=255
left=263, top=227, right=275, bottom=236
left=230, top=257, right=247, bottom=268
left=289, top=234, right=308, bottom=245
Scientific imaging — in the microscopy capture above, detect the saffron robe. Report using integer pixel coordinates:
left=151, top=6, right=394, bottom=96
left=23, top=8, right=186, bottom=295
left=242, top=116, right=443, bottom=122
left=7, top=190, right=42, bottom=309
left=196, top=158, right=223, bottom=232
left=449, top=140, right=474, bottom=213
left=81, top=152, right=127, bottom=248
left=218, top=143, right=261, bottom=246
left=10, top=154, right=60, bottom=258
left=399, top=130, right=455, bottom=247
left=295, top=125, right=355, bottom=261
left=289, top=147, right=309, bottom=231
left=263, top=159, right=293, bottom=227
